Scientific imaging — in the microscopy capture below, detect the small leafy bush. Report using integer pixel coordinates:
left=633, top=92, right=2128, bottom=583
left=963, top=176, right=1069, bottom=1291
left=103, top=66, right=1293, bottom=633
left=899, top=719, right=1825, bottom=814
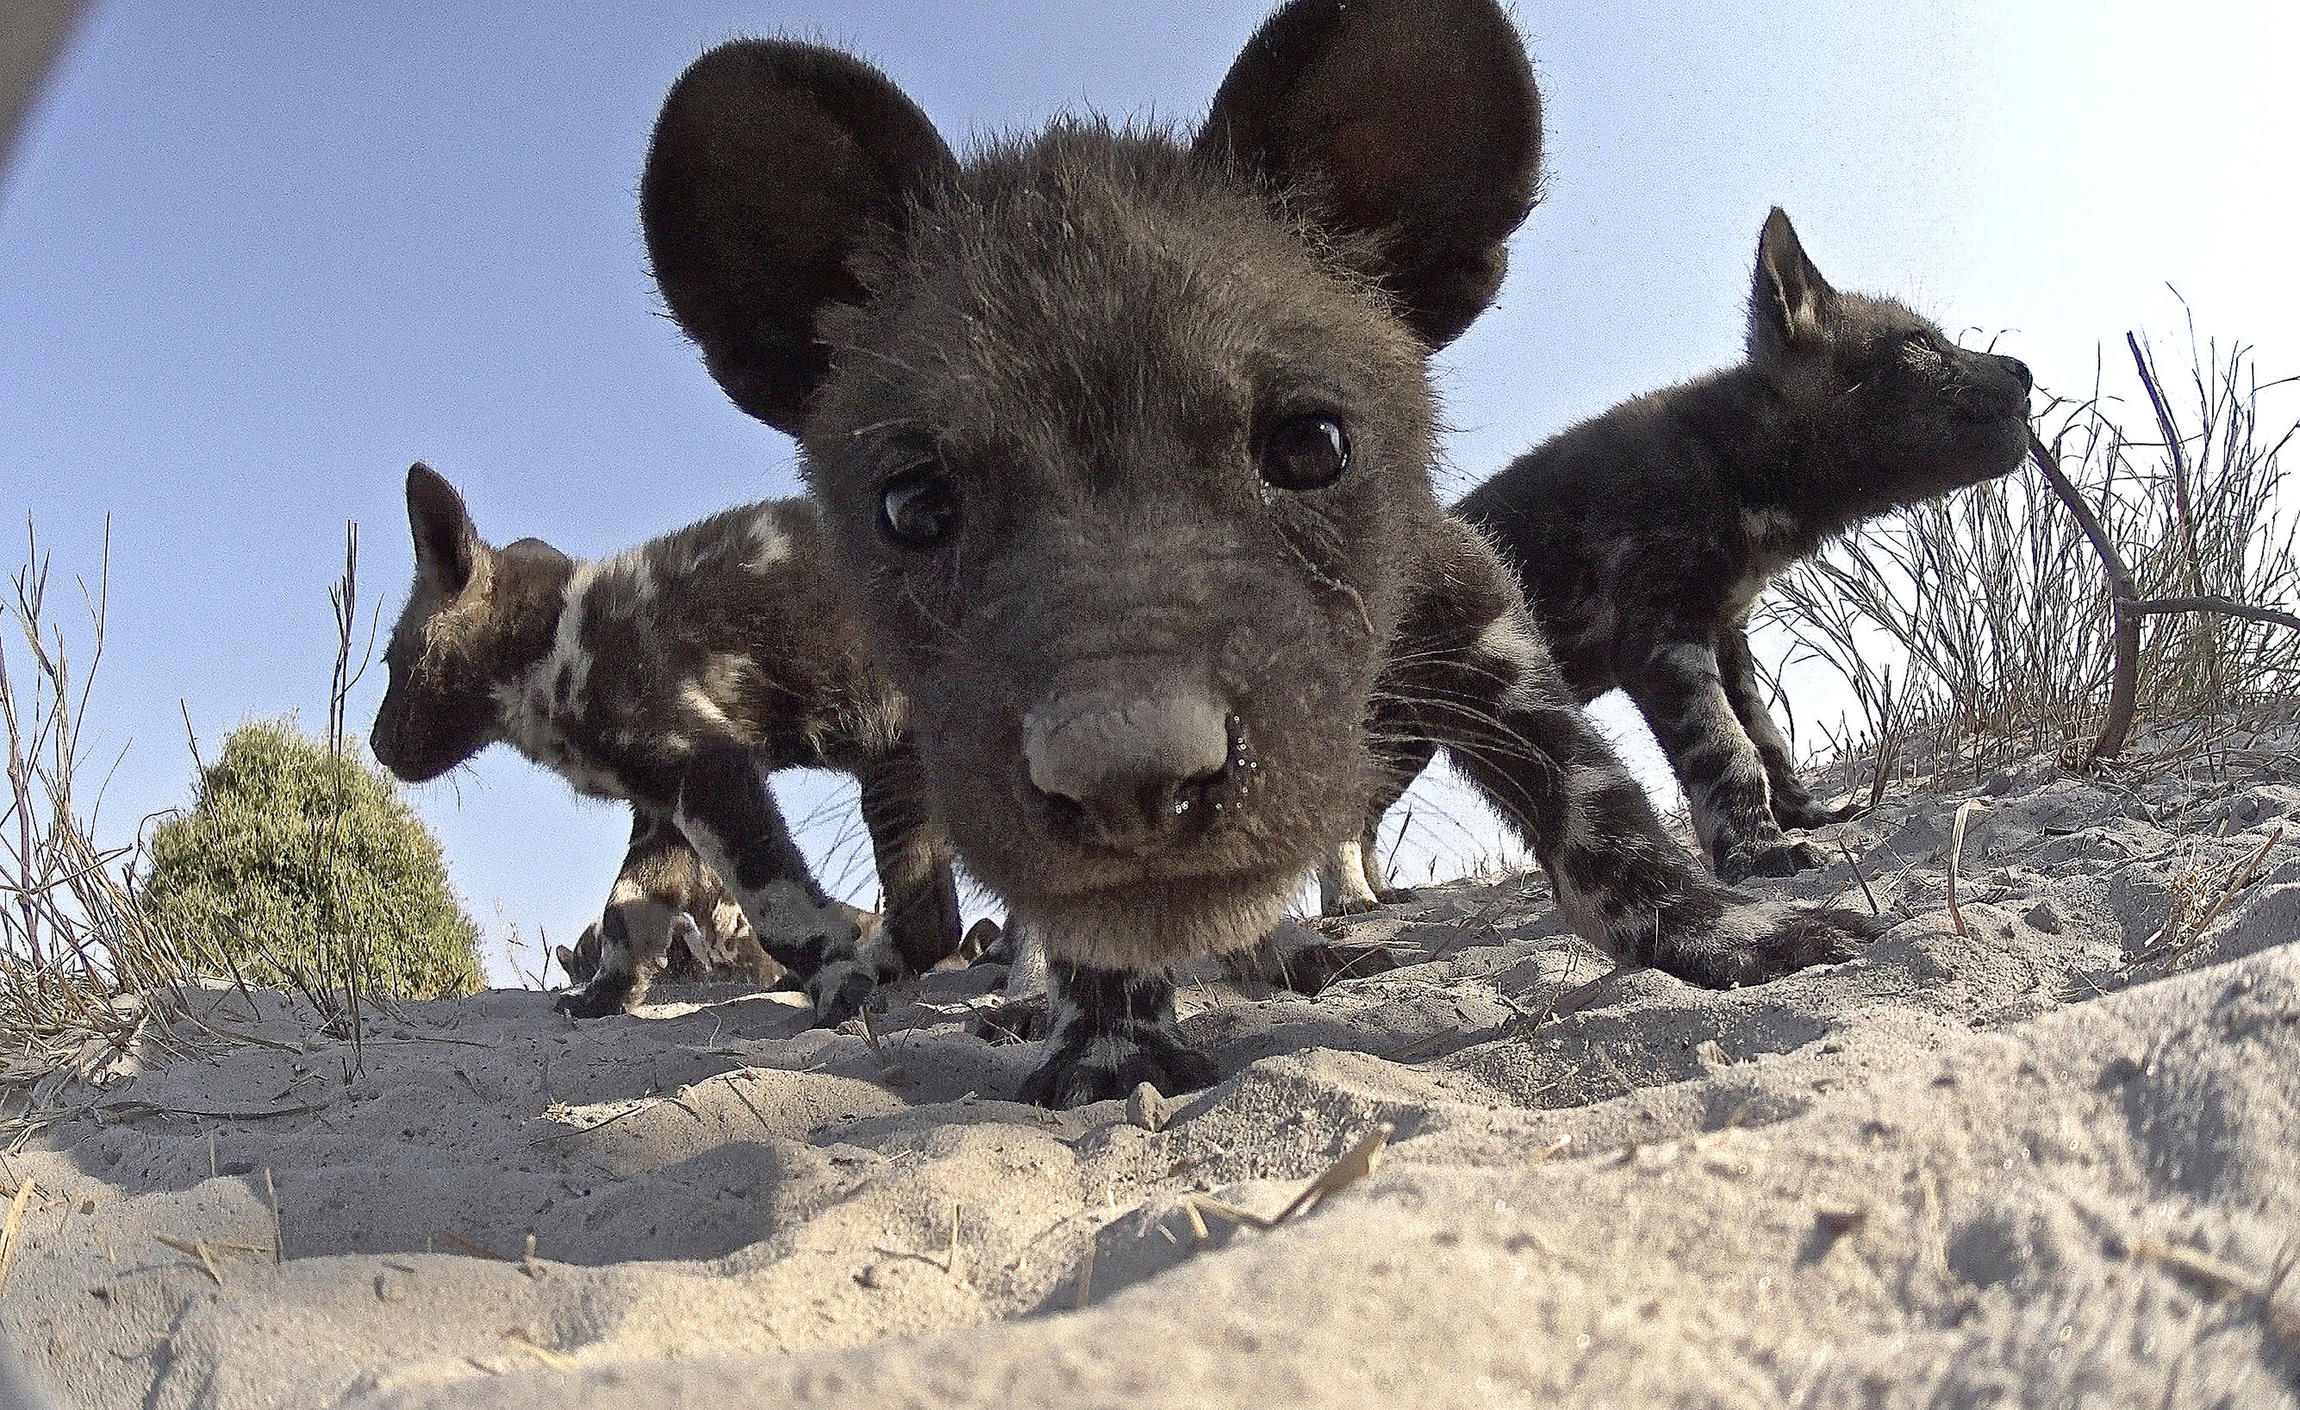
left=141, top=719, right=482, bottom=999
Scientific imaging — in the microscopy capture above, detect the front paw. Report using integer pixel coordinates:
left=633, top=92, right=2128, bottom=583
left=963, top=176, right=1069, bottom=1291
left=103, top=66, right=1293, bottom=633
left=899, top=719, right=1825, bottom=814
left=1016, top=1027, right=1217, bottom=1109
left=805, top=963, right=879, bottom=1029
left=1715, top=834, right=1825, bottom=882
left=1661, top=900, right=1885, bottom=989
left=969, top=992, right=1050, bottom=1044
left=1773, top=796, right=1866, bottom=831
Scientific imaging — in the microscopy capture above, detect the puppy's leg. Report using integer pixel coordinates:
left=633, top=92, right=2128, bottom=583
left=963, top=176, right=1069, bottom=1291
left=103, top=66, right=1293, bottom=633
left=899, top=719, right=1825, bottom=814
left=1319, top=729, right=1434, bottom=915
left=1613, top=629, right=1821, bottom=881
left=1014, top=956, right=1215, bottom=1109
left=969, top=917, right=1054, bottom=1044
left=1716, top=624, right=1861, bottom=831
left=856, top=748, right=965, bottom=974
left=556, top=808, right=686, bottom=1017
left=1390, top=572, right=1875, bottom=988
left=1317, top=836, right=1382, bottom=916
left=669, top=747, right=884, bottom=1026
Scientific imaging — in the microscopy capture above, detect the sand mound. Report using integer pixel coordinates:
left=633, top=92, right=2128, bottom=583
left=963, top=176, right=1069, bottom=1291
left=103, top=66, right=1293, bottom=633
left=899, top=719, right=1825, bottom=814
left=3, top=750, right=2296, bottom=1408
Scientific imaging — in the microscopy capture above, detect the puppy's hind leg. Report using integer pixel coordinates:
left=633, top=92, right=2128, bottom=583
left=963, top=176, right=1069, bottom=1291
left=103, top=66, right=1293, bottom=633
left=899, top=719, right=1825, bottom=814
left=556, top=808, right=685, bottom=1018
left=857, top=748, right=965, bottom=974
left=1716, top=624, right=1862, bottom=832
left=671, top=747, right=889, bottom=1026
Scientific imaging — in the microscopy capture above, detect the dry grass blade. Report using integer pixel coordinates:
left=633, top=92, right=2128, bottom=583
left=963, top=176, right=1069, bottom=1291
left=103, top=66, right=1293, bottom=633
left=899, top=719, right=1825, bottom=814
left=500, top=1333, right=576, bottom=1372
left=0, top=1176, right=35, bottom=1294
left=2125, top=824, right=2284, bottom=970
left=1947, top=799, right=1989, bottom=937
left=0, top=522, right=236, bottom=1112
left=263, top=1167, right=282, bottom=1263
left=433, top=1230, right=506, bottom=1261
left=857, top=1006, right=909, bottom=1085
left=1070, top=1233, right=1095, bottom=1311
left=1840, top=843, right=1882, bottom=916
left=1184, top=1123, right=1399, bottom=1236
left=152, top=1233, right=228, bottom=1285
left=1272, top=1122, right=1394, bottom=1223
left=2126, top=1234, right=2300, bottom=1346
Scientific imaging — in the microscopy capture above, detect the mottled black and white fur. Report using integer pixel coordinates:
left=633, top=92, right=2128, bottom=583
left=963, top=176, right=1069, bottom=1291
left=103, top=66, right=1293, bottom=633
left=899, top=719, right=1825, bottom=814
left=638, top=0, right=1879, bottom=1107
left=371, top=464, right=961, bottom=1023
left=553, top=846, right=784, bottom=988
left=1339, top=211, right=2034, bottom=893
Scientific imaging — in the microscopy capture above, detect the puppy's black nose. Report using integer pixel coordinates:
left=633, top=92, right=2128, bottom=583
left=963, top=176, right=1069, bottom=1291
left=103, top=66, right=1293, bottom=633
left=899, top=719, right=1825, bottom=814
left=1997, top=354, right=2032, bottom=394
left=1023, top=681, right=1244, bottom=854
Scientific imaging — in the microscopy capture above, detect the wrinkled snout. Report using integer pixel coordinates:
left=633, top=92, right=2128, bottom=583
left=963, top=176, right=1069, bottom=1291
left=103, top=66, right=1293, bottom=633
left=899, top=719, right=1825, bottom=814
left=1023, top=672, right=1247, bottom=855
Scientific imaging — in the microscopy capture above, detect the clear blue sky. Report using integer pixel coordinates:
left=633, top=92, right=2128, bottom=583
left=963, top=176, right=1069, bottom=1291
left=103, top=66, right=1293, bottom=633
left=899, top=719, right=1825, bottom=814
left=5, top=1, right=2296, bottom=983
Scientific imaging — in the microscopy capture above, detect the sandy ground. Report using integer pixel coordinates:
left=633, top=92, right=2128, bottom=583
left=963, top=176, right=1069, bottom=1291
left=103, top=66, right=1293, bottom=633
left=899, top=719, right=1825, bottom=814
left=2, top=744, right=2297, bottom=1408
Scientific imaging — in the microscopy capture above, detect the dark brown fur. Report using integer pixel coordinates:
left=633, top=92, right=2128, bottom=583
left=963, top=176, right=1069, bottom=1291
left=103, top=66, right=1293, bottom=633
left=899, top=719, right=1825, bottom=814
left=639, top=0, right=1877, bottom=1106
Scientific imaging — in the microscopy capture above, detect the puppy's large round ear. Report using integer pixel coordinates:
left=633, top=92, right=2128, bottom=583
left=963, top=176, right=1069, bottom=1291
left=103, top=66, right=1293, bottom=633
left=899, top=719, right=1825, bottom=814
left=406, top=462, right=478, bottom=594
left=1196, top=0, right=1542, bottom=351
left=642, top=41, right=955, bottom=436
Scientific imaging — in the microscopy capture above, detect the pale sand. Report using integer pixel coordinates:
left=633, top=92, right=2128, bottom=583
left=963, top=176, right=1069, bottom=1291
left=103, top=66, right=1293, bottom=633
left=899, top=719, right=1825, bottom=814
left=3, top=749, right=2296, bottom=1408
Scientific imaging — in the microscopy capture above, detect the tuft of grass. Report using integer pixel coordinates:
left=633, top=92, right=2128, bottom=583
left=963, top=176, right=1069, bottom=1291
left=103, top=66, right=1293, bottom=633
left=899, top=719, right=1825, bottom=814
left=0, top=522, right=228, bottom=1095
left=1760, top=319, right=2300, bottom=792
left=1, top=520, right=477, bottom=1115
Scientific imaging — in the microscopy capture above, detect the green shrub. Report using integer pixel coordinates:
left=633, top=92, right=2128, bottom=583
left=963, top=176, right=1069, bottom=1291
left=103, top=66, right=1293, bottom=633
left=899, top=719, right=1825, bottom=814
left=140, top=719, right=482, bottom=999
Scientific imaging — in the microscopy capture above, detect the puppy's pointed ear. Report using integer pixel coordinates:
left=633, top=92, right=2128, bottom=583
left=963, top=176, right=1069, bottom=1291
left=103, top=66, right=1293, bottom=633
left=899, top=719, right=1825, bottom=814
left=1196, top=0, right=1542, bottom=351
left=1749, top=208, right=1837, bottom=360
left=406, top=462, right=479, bottom=594
left=642, top=41, right=955, bottom=435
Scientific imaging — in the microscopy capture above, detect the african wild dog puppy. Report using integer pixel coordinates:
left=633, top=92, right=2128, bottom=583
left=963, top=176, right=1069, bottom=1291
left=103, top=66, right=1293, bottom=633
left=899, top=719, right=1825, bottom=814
left=370, top=463, right=961, bottom=1023
left=638, top=0, right=1880, bottom=1107
left=1339, top=211, right=2035, bottom=892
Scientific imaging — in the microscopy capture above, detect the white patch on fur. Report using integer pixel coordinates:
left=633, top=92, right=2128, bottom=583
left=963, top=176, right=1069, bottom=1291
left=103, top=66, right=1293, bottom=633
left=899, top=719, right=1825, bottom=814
left=494, top=559, right=629, bottom=800
left=680, top=679, right=733, bottom=737
left=1474, top=614, right=1543, bottom=672
left=1473, top=614, right=1552, bottom=710
left=1720, top=571, right=1772, bottom=622
left=1000, top=919, right=1051, bottom=1004
left=742, top=878, right=862, bottom=952
left=744, top=508, right=791, bottom=572
left=1081, top=1030, right=1151, bottom=1074
left=1318, top=837, right=1379, bottom=913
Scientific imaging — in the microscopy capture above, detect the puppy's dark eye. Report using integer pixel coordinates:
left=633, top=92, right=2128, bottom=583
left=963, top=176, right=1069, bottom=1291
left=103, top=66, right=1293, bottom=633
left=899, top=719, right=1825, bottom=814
left=1259, top=415, right=1351, bottom=492
left=878, top=468, right=958, bottom=548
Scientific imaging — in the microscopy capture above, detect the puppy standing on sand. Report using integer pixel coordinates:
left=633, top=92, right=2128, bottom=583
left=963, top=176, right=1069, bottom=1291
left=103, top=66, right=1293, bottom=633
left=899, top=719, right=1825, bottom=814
left=639, top=0, right=1879, bottom=1106
left=1332, top=211, right=2035, bottom=900
left=371, top=464, right=961, bottom=1023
